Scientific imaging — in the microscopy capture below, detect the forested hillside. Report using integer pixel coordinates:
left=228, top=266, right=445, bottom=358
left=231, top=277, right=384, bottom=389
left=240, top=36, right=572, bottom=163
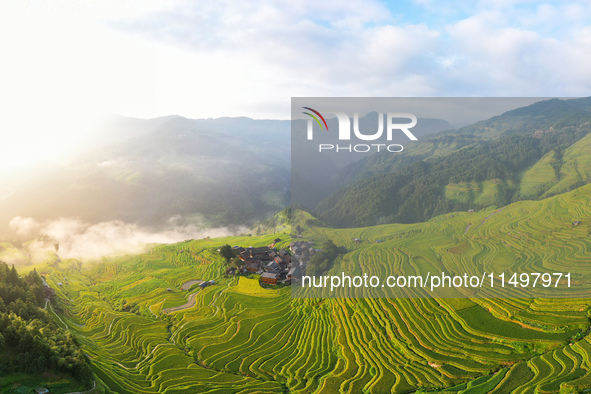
left=315, top=98, right=591, bottom=227
left=0, top=262, right=93, bottom=387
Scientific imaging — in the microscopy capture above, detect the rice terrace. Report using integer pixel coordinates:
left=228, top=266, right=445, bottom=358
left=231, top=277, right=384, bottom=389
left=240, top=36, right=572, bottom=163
left=4, top=97, right=591, bottom=393
left=21, top=184, right=591, bottom=393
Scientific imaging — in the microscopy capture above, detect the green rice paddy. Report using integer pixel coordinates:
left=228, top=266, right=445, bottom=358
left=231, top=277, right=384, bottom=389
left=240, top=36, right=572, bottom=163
left=42, top=185, right=591, bottom=393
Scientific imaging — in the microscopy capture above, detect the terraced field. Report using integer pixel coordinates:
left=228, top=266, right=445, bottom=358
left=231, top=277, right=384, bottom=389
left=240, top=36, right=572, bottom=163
left=520, top=133, right=591, bottom=200
left=445, top=180, right=507, bottom=206
left=42, top=186, right=591, bottom=393
left=544, top=133, right=591, bottom=197
left=519, top=151, right=558, bottom=199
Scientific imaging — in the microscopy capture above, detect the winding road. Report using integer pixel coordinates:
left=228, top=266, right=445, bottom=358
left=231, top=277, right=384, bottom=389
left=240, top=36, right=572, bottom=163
left=162, top=291, right=200, bottom=313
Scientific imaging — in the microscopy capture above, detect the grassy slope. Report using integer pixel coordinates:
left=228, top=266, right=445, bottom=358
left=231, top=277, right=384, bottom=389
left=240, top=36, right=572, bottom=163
left=519, top=150, right=558, bottom=199
left=544, top=132, right=591, bottom=197
left=445, top=180, right=510, bottom=206
left=398, top=132, right=591, bottom=218
left=517, top=133, right=591, bottom=201
left=37, top=185, right=591, bottom=393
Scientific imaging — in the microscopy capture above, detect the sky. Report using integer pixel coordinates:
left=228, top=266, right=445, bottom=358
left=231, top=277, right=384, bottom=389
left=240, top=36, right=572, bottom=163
left=0, top=0, right=590, bottom=169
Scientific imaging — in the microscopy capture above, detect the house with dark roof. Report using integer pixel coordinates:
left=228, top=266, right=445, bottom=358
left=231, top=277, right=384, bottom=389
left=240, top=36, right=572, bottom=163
left=232, top=244, right=294, bottom=285
left=265, top=261, right=280, bottom=273
left=261, top=272, right=279, bottom=285
left=239, top=246, right=273, bottom=261
left=245, top=262, right=261, bottom=273
left=287, top=266, right=300, bottom=280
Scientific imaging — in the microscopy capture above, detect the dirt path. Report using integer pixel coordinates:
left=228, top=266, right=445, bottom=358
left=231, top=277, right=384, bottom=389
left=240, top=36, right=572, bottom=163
left=181, top=279, right=202, bottom=290
left=47, top=301, right=68, bottom=328
left=162, top=291, right=200, bottom=313
left=464, top=208, right=504, bottom=234
left=475, top=208, right=504, bottom=230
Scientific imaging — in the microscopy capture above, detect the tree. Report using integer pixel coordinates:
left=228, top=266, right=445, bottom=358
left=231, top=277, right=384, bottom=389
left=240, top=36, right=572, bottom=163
left=283, top=206, right=292, bottom=219
left=8, top=265, right=19, bottom=286
left=306, top=240, right=345, bottom=275
left=219, top=245, right=237, bottom=263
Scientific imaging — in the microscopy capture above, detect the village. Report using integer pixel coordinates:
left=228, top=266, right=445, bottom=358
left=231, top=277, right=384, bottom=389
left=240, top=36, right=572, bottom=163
left=228, top=238, right=319, bottom=286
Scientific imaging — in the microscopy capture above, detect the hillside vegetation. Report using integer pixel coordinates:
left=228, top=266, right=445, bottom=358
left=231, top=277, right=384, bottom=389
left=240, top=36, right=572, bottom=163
left=0, top=263, right=93, bottom=392
left=35, top=183, right=591, bottom=393
left=315, top=98, right=591, bottom=228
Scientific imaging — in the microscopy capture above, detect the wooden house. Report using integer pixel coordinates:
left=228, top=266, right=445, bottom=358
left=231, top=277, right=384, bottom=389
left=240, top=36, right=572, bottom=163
left=245, top=262, right=260, bottom=273
left=261, top=272, right=279, bottom=285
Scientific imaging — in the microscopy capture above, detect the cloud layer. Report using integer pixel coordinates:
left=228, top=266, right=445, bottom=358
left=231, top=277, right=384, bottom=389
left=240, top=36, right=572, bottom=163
left=8, top=216, right=248, bottom=262
left=0, top=1, right=590, bottom=172
left=3, top=0, right=590, bottom=124
left=113, top=0, right=591, bottom=117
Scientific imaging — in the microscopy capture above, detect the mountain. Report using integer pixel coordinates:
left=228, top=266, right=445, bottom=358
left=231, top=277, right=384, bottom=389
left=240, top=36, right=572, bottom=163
left=314, top=97, right=591, bottom=228
left=0, top=115, right=291, bottom=235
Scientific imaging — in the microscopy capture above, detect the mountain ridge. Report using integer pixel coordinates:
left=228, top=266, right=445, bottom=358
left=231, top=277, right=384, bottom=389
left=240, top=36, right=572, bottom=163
left=0, top=115, right=291, bottom=235
left=313, top=97, right=591, bottom=228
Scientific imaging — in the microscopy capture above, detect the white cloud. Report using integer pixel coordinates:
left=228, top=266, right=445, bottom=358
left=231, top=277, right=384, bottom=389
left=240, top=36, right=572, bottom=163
left=443, top=5, right=591, bottom=95
left=1, top=0, right=591, bottom=132
left=109, top=0, right=441, bottom=111
left=9, top=217, right=40, bottom=236
left=8, top=216, right=248, bottom=261
left=113, top=0, right=591, bottom=105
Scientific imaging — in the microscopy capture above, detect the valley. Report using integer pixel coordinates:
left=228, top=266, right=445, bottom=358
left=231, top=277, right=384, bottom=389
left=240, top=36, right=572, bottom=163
left=33, top=184, right=591, bottom=393
left=3, top=98, right=591, bottom=393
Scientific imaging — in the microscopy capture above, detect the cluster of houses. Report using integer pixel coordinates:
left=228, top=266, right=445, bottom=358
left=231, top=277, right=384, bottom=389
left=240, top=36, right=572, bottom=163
left=290, top=241, right=322, bottom=276
left=289, top=240, right=320, bottom=273
left=234, top=242, right=299, bottom=285
left=229, top=239, right=326, bottom=286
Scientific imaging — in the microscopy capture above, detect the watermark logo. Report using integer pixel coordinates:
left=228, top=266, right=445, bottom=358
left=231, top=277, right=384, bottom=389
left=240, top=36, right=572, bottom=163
left=302, top=107, right=329, bottom=132
left=302, top=107, right=418, bottom=153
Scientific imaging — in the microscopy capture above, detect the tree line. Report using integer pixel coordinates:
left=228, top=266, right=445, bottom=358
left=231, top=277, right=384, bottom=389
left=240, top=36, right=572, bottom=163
left=0, top=262, right=93, bottom=384
left=306, top=240, right=347, bottom=276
